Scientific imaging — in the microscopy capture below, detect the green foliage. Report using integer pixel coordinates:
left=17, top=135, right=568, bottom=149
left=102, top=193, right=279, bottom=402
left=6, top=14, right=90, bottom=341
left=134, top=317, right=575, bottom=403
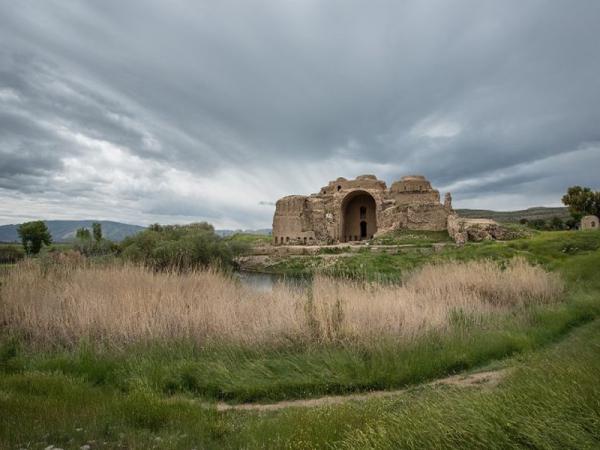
left=526, top=216, right=566, bottom=231
left=457, top=206, right=571, bottom=223
left=120, top=222, right=247, bottom=271
left=225, top=233, right=272, bottom=246
left=17, top=220, right=52, bottom=255
left=92, top=222, right=102, bottom=242
left=0, top=244, right=25, bottom=264
left=562, top=185, right=600, bottom=221
left=75, top=227, right=91, bottom=240
left=73, top=227, right=116, bottom=257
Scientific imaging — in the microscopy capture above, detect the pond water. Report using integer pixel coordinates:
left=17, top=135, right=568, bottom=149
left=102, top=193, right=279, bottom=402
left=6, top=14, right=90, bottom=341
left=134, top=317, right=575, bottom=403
left=234, top=270, right=311, bottom=292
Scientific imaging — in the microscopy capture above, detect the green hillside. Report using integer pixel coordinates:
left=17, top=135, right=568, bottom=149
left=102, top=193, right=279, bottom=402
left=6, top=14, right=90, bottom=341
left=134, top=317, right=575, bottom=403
left=457, top=206, right=570, bottom=223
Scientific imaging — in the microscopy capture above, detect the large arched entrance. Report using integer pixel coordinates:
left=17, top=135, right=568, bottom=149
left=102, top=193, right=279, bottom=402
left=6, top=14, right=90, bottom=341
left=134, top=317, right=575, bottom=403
left=341, top=191, right=377, bottom=242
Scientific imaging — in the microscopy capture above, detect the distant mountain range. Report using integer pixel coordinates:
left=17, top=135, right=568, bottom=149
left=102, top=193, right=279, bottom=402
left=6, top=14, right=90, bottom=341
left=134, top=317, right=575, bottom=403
left=456, top=207, right=570, bottom=223
left=0, top=220, right=145, bottom=243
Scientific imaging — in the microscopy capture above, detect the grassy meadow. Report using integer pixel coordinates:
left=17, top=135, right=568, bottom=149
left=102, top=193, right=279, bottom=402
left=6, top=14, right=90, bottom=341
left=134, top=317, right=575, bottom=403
left=1, top=230, right=600, bottom=448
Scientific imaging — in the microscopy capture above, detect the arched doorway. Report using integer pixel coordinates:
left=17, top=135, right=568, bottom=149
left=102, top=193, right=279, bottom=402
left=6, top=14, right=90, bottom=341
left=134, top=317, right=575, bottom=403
left=341, top=191, right=377, bottom=242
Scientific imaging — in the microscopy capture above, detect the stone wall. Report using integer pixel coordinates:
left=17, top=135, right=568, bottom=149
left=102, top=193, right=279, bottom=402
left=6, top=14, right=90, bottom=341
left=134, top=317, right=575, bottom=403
left=581, top=215, right=600, bottom=230
left=272, top=195, right=316, bottom=245
left=447, top=214, right=519, bottom=245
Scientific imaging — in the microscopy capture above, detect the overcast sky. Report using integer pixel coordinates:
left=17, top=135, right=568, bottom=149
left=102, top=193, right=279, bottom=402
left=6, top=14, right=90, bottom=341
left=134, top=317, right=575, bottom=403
left=1, top=1, right=599, bottom=228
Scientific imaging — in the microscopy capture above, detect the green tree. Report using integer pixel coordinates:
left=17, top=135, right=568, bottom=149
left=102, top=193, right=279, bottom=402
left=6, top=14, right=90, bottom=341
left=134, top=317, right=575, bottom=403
left=92, top=222, right=102, bottom=242
left=528, top=219, right=547, bottom=230
left=75, top=228, right=92, bottom=240
left=562, top=186, right=600, bottom=221
left=550, top=216, right=565, bottom=230
left=565, top=218, right=578, bottom=230
left=17, top=221, right=52, bottom=255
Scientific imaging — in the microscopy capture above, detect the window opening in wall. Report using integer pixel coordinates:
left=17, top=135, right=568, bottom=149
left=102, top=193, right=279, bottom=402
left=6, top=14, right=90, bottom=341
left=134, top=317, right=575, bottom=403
left=337, top=185, right=341, bottom=191
left=360, top=206, right=366, bottom=220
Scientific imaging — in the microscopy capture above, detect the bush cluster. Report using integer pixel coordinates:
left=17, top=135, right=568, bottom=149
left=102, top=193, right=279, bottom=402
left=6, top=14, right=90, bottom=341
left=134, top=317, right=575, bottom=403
left=520, top=216, right=575, bottom=231
left=119, top=222, right=247, bottom=271
left=0, top=245, right=25, bottom=264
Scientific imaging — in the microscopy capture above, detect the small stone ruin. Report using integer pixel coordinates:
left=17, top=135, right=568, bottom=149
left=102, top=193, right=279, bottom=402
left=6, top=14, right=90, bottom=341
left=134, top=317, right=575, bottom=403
left=581, top=215, right=600, bottom=231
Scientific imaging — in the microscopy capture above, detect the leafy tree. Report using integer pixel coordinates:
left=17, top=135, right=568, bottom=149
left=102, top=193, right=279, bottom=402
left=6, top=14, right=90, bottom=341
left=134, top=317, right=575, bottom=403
left=519, top=218, right=529, bottom=225
left=92, top=222, right=103, bottom=242
left=562, top=186, right=600, bottom=221
left=528, top=219, right=547, bottom=230
left=17, top=221, right=52, bottom=255
left=549, top=216, right=565, bottom=231
left=565, top=218, right=578, bottom=230
left=76, top=228, right=92, bottom=240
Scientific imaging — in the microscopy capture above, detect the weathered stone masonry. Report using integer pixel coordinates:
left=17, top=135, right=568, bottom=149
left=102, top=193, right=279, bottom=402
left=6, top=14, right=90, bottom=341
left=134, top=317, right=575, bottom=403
left=272, top=175, right=454, bottom=245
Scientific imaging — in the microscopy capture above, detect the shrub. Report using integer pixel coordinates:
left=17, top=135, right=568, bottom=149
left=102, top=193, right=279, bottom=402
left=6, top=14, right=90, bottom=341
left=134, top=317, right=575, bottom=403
left=119, top=222, right=246, bottom=271
left=17, top=221, right=52, bottom=255
left=0, top=245, right=25, bottom=264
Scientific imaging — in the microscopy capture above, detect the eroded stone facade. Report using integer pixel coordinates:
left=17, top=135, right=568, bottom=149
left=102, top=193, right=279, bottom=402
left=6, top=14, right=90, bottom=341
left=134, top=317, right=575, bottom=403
left=581, top=215, right=600, bottom=230
left=272, top=175, right=453, bottom=245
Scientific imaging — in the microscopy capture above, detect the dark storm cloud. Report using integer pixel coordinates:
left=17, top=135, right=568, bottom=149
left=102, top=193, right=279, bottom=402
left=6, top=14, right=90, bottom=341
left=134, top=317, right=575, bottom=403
left=0, top=0, right=599, bottom=226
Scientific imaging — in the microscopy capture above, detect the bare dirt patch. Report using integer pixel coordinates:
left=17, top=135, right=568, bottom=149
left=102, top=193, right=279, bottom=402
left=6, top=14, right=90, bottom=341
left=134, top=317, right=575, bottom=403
left=216, top=368, right=510, bottom=412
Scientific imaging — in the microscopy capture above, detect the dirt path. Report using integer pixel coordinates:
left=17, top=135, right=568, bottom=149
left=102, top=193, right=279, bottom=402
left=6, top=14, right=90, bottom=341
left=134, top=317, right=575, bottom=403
left=216, top=368, right=509, bottom=412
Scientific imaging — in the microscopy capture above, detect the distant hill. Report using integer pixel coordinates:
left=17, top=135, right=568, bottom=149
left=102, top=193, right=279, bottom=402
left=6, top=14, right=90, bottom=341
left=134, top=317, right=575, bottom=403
left=456, top=207, right=570, bottom=223
left=0, top=220, right=145, bottom=243
left=215, top=228, right=272, bottom=237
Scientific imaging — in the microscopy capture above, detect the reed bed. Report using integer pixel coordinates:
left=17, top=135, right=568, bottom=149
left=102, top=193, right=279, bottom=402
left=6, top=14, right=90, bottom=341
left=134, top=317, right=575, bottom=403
left=0, top=258, right=563, bottom=348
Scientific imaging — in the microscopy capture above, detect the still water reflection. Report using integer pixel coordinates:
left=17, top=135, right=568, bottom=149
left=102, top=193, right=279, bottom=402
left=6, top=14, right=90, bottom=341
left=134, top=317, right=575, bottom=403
left=234, top=270, right=311, bottom=292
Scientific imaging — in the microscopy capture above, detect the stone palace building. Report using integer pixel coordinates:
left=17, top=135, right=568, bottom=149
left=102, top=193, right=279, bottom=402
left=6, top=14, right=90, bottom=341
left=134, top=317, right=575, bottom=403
left=272, top=174, right=454, bottom=245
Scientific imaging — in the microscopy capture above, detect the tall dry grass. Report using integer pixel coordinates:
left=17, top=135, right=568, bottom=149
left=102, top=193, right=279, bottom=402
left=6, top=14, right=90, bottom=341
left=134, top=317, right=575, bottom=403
left=0, top=258, right=563, bottom=348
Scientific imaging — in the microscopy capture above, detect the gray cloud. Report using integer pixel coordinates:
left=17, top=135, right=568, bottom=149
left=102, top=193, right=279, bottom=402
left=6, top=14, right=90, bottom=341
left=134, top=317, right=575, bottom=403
left=1, top=0, right=599, bottom=227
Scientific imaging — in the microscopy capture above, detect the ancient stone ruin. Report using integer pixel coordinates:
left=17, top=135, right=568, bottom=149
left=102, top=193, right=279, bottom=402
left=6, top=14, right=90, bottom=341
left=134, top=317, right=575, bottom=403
left=272, top=175, right=428, bottom=244
left=581, top=215, right=600, bottom=230
left=272, top=174, right=516, bottom=245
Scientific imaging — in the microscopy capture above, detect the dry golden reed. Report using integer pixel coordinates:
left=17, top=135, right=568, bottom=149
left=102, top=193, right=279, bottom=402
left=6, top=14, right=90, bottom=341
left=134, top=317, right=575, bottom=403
left=0, top=258, right=562, bottom=348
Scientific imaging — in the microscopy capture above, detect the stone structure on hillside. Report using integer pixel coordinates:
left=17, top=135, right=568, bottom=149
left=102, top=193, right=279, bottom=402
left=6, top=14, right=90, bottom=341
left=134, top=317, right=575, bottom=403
left=581, top=215, right=599, bottom=230
left=272, top=174, right=456, bottom=245
left=446, top=215, right=517, bottom=245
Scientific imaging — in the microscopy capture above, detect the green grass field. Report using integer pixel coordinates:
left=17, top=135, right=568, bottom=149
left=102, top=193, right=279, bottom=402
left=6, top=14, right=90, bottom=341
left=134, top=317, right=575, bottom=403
left=224, top=232, right=272, bottom=245
left=1, top=231, right=600, bottom=449
left=266, top=229, right=600, bottom=280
